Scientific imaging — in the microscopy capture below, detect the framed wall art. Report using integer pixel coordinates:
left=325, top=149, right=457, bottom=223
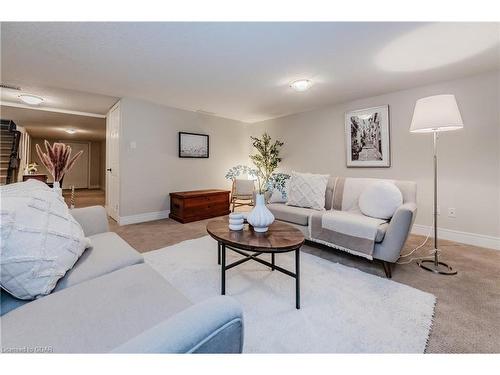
left=178, top=132, right=209, bottom=158
left=345, top=105, right=390, bottom=167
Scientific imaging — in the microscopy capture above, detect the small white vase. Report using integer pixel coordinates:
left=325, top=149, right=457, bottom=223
left=247, top=193, right=275, bottom=233
left=53, top=181, right=63, bottom=195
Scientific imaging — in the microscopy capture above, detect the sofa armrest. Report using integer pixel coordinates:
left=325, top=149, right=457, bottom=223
left=112, top=296, right=244, bottom=353
left=70, top=206, right=109, bottom=236
left=374, top=202, right=417, bottom=263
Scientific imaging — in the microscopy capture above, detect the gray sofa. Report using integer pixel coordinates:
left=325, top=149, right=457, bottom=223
left=0, top=206, right=244, bottom=353
left=268, top=177, right=417, bottom=278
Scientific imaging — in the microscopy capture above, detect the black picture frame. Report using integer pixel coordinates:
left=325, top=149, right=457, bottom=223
left=178, top=132, right=210, bottom=158
left=344, top=105, right=391, bottom=168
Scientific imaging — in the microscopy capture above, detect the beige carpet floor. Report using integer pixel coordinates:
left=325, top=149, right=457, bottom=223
left=73, top=190, right=500, bottom=353
left=63, top=188, right=105, bottom=208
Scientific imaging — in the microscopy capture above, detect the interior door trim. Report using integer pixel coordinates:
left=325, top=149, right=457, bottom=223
left=106, top=100, right=121, bottom=221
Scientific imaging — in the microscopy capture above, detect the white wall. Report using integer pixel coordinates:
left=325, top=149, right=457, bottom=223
left=118, top=97, right=249, bottom=218
left=248, top=71, right=500, bottom=239
left=88, top=141, right=102, bottom=188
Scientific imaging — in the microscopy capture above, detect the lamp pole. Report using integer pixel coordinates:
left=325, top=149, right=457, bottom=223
left=417, top=131, right=457, bottom=275
left=434, top=131, right=438, bottom=264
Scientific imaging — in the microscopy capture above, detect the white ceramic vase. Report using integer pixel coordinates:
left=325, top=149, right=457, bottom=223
left=247, top=193, right=274, bottom=233
left=53, top=181, right=63, bottom=195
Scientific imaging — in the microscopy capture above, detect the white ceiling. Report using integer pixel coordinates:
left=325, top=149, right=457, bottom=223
left=0, top=106, right=106, bottom=141
left=1, top=22, right=499, bottom=123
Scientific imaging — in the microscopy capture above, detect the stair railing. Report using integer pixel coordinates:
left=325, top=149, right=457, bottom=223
left=1, top=119, right=22, bottom=184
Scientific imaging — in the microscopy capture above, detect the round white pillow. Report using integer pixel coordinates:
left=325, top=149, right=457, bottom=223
left=359, top=181, right=403, bottom=220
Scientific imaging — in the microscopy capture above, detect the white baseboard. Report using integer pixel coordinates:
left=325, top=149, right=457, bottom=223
left=119, top=210, right=170, bottom=226
left=411, top=224, right=500, bottom=251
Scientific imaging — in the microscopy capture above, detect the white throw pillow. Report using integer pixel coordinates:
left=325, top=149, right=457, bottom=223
left=358, top=181, right=403, bottom=220
left=286, top=172, right=329, bottom=210
left=0, top=180, right=91, bottom=300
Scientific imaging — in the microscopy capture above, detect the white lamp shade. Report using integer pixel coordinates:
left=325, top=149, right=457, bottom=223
left=410, top=94, right=464, bottom=133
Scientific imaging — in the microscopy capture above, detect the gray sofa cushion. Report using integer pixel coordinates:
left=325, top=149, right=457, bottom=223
left=1, top=263, right=192, bottom=353
left=267, top=203, right=313, bottom=226
left=54, top=232, right=144, bottom=291
left=1, top=232, right=144, bottom=316
left=70, top=206, right=110, bottom=236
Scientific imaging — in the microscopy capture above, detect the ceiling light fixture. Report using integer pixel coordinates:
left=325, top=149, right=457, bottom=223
left=19, top=94, right=44, bottom=106
left=290, top=79, right=313, bottom=92
left=65, top=129, right=77, bottom=134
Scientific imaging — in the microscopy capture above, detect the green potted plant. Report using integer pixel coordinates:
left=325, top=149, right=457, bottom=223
left=246, top=133, right=284, bottom=232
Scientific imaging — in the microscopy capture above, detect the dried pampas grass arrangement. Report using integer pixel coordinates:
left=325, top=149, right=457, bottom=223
left=35, top=140, right=84, bottom=182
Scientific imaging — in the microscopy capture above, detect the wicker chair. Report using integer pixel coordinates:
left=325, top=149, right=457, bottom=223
left=230, top=179, right=255, bottom=212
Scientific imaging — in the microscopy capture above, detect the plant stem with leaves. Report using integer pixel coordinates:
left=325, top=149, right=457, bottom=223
left=249, top=133, right=284, bottom=194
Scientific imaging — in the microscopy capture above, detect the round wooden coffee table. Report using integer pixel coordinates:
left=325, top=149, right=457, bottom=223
left=206, top=218, right=305, bottom=309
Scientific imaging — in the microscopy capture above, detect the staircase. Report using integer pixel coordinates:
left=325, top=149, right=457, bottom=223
left=0, top=120, right=21, bottom=185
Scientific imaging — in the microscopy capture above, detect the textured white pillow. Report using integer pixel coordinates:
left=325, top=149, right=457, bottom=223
left=0, top=180, right=91, bottom=300
left=359, top=181, right=403, bottom=220
left=286, top=172, right=329, bottom=210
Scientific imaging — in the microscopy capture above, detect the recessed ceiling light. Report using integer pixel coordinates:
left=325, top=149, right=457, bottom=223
left=19, top=94, right=44, bottom=106
left=65, top=129, right=77, bottom=134
left=290, top=79, right=313, bottom=92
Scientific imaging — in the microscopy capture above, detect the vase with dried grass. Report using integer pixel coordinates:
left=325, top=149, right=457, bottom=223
left=35, top=141, right=83, bottom=195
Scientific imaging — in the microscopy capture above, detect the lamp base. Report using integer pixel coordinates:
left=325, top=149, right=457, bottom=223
left=417, top=259, right=457, bottom=275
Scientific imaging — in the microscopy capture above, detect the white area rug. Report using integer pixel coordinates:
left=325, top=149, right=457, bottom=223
left=144, top=236, right=436, bottom=353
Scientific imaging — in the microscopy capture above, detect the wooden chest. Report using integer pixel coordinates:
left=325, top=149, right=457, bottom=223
left=169, top=189, right=231, bottom=223
left=23, top=174, right=48, bottom=183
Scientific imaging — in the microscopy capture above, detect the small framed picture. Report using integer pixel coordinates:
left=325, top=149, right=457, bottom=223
left=178, top=132, right=209, bottom=158
left=345, top=105, right=390, bottom=167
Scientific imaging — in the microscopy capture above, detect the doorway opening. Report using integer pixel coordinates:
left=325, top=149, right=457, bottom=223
left=0, top=105, right=107, bottom=209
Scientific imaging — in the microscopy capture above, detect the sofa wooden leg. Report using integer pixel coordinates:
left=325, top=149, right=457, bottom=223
left=382, top=261, right=392, bottom=278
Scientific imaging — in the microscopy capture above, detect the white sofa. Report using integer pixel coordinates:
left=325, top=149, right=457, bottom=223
left=267, top=176, right=417, bottom=277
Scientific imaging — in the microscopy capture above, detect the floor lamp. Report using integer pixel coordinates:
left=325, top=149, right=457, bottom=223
left=410, top=94, right=464, bottom=275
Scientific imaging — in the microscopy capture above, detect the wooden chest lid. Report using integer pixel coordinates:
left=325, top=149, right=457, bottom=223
left=170, top=189, right=230, bottom=198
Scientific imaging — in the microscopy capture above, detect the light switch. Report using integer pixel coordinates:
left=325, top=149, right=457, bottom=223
left=130, top=141, right=137, bottom=149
